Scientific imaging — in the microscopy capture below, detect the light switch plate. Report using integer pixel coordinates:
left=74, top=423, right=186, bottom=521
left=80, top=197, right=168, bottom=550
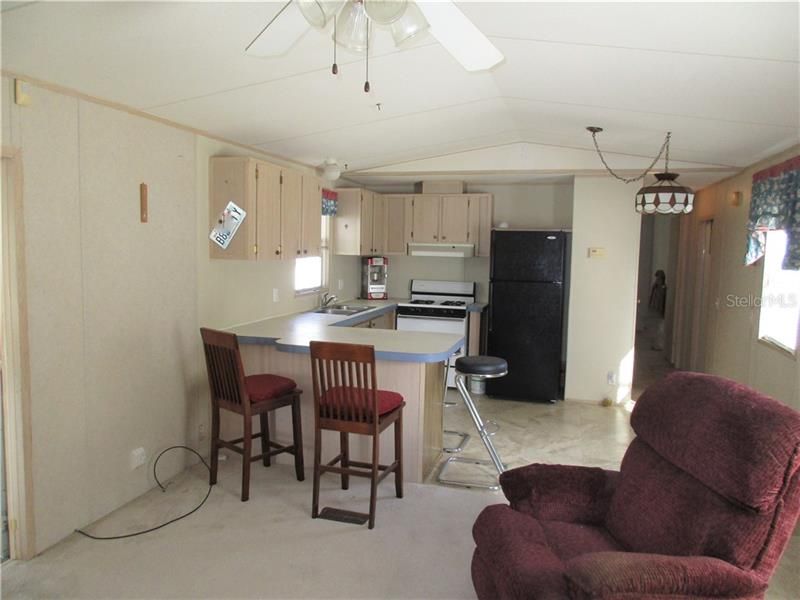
left=272, top=288, right=279, bottom=302
left=588, top=247, right=606, bottom=259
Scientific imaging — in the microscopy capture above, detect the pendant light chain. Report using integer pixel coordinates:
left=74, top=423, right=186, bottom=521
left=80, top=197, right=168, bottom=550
left=590, top=129, right=672, bottom=184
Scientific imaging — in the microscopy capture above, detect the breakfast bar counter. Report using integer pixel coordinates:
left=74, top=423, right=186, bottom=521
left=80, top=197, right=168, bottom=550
left=227, top=301, right=463, bottom=483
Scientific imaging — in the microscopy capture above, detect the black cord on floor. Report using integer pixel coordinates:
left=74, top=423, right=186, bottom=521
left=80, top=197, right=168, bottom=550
left=75, top=445, right=212, bottom=540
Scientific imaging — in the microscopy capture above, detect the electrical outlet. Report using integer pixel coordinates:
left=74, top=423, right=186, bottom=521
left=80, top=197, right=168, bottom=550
left=198, top=422, right=207, bottom=441
left=272, top=288, right=279, bottom=302
left=607, top=371, right=617, bottom=385
left=130, top=447, right=147, bottom=470
left=338, top=279, right=344, bottom=291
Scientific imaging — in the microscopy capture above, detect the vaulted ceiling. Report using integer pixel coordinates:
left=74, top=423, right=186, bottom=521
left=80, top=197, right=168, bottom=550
left=2, top=2, right=798, bottom=189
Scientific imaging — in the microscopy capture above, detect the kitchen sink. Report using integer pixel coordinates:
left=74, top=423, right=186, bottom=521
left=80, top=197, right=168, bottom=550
left=332, top=304, right=371, bottom=312
left=313, top=304, right=372, bottom=315
left=313, top=308, right=359, bottom=315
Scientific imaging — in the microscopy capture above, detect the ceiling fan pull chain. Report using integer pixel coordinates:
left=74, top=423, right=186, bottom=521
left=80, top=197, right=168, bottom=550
left=364, top=20, right=370, bottom=93
left=332, top=19, right=338, bottom=75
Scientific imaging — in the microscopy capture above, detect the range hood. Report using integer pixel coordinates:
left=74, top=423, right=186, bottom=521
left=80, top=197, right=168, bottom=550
left=408, top=243, right=475, bottom=258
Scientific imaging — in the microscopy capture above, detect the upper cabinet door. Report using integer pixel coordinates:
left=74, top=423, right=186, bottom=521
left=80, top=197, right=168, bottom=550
left=255, top=160, right=282, bottom=260
left=210, top=157, right=257, bottom=260
left=440, top=195, right=470, bottom=243
left=385, top=195, right=409, bottom=255
left=360, top=190, right=374, bottom=255
left=412, top=195, right=441, bottom=243
left=301, top=176, right=322, bottom=257
left=281, top=169, right=303, bottom=260
left=333, top=188, right=362, bottom=255
left=372, top=194, right=387, bottom=255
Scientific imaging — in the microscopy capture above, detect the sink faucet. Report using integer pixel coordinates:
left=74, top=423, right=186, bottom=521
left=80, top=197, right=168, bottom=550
left=320, top=292, right=338, bottom=308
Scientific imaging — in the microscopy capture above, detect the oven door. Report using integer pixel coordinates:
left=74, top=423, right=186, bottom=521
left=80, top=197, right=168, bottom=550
left=396, top=314, right=466, bottom=387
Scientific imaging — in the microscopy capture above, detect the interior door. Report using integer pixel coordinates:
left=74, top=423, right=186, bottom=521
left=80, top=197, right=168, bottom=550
left=439, top=195, right=469, bottom=243
left=411, top=195, right=441, bottom=243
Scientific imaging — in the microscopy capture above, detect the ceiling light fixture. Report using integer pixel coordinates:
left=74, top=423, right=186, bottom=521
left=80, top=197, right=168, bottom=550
left=321, top=158, right=342, bottom=181
left=246, top=0, right=504, bottom=94
left=587, top=127, right=695, bottom=215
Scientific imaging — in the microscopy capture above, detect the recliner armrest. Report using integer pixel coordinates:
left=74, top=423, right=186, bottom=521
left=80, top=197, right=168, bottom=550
left=564, top=552, right=767, bottom=599
left=499, top=463, right=618, bottom=524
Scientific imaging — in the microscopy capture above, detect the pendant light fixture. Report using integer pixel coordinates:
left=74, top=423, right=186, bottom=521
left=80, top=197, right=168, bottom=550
left=297, top=0, right=344, bottom=28
left=364, top=0, right=407, bottom=25
left=333, top=0, right=372, bottom=53
left=587, top=127, right=695, bottom=215
left=390, top=1, right=429, bottom=45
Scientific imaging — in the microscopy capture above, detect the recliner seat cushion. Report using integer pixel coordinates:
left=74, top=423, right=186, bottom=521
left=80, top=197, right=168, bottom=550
left=472, top=504, right=622, bottom=599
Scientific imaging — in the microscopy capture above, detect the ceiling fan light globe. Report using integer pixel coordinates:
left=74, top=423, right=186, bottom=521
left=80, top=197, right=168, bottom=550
left=390, top=2, right=429, bottom=45
left=364, top=0, right=407, bottom=25
left=334, top=0, right=372, bottom=53
left=297, top=0, right=344, bottom=28
left=322, top=159, right=342, bottom=181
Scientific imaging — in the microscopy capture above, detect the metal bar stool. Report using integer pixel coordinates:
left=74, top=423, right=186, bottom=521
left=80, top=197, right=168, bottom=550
left=442, top=356, right=471, bottom=454
left=437, top=356, right=507, bottom=490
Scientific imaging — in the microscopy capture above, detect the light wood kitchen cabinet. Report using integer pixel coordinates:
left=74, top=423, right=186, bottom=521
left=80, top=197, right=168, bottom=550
left=385, top=195, right=412, bottom=255
left=440, top=195, right=470, bottom=243
left=353, top=311, right=396, bottom=330
left=411, top=195, right=441, bottom=243
left=334, top=189, right=394, bottom=256
left=468, top=193, right=494, bottom=257
left=301, top=175, right=322, bottom=257
left=209, top=156, right=309, bottom=261
left=409, top=193, right=492, bottom=253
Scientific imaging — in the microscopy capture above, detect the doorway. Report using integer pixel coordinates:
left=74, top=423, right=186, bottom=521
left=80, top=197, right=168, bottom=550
left=632, top=214, right=679, bottom=399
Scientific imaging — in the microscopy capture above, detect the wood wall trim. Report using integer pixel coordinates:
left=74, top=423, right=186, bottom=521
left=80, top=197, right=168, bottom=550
left=1, top=145, right=36, bottom=559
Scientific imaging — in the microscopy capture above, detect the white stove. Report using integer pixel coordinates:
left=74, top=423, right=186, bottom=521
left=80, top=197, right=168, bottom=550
left=396, top=280, right=475, bottom=387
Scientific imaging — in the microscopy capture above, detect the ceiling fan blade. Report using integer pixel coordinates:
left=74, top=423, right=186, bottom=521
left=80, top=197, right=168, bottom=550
left=246, top=1, right=310, bottom=57
left=416, top=1, right=503, bottom=72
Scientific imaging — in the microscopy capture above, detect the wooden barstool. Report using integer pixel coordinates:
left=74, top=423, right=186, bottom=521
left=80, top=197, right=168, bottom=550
left=309, top=341, right=404, bottom=529
left=200, top=328, right=304, bottom=501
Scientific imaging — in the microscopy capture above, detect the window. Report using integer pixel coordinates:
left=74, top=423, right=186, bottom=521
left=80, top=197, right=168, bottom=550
left=758, top=230, right=800, bottom=352
left=294, top=216, right=330, bottom=293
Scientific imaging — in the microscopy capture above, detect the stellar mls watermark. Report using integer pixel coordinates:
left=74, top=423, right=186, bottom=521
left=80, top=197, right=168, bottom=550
left=726, top=293, right=798, bottom=308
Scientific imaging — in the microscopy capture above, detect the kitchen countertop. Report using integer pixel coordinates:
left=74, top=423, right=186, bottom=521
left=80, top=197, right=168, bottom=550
left=229, top=298, right=465, bottom=363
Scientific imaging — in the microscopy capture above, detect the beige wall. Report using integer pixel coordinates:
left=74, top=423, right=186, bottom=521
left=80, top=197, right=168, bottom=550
left=2, top=78, right=199, bottom=552
left=566, top=177, right=641, bottom=403
left=673, top=146, right=800, bottom=410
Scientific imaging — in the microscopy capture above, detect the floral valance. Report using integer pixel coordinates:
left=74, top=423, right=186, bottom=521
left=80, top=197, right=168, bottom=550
left=745, top=155, right=800, bottom=270
left=322, top=188, right=338, bottom=216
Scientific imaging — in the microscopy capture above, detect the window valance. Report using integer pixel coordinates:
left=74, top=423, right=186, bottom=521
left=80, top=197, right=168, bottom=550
left=745, top=155, right=800, bottom=270
left=322, top=188, right=338, bottom=216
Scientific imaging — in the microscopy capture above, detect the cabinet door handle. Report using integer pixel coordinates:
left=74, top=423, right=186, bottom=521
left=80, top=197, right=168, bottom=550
left=296, top=250, right=300, bottom=255
left=275, top=250, right=280, bottom=255
left=303, top=249, right=308, bottom=254
left=442, top=236, right=447, bottom=240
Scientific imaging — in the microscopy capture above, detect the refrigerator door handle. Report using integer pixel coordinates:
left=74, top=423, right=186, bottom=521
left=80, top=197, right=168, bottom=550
left=488, top=285, right=493, bottom=332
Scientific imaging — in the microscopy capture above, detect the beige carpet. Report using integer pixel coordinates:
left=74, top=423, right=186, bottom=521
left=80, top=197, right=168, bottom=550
left=3, top=398, right=798, bottom=599
left=2, top=459, right=500, bottom=599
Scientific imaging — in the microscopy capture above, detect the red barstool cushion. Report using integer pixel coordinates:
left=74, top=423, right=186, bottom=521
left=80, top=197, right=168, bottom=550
left=321, top=387, right=404, bottom=416
left=245, top=374, right=297, bottom=404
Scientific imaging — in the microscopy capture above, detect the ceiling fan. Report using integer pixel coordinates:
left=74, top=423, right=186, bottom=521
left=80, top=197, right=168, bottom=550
left=246, top=0, right=504, bottom=80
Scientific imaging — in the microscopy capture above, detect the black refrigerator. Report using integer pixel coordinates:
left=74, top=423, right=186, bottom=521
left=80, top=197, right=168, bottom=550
left=486, top=230, right=568, bottom=402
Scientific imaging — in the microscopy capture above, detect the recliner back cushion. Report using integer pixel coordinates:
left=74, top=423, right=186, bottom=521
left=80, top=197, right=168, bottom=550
left=630, top=372, right=800, bottom=513
left=605, top=438, right=775, bottom=569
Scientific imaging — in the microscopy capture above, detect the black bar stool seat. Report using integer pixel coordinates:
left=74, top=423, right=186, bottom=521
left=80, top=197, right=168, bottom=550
left=455, top=356, right=508, bottom=377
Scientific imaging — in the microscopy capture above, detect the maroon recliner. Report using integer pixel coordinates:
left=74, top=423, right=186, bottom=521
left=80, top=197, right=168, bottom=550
left=471, top=372, right=800, bottom=599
